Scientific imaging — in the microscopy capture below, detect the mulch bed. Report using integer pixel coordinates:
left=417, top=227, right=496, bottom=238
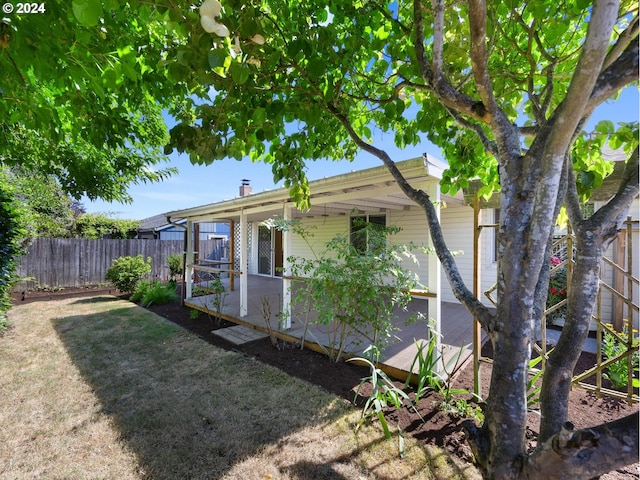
left=11, top=286, right=639, bottom=478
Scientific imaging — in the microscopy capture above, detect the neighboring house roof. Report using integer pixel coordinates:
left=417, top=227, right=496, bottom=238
left=138, top=213, right=171, bottom=231
left=138, top=214, right=231, bottom=236
left=167, top=155, right=454, bottom=223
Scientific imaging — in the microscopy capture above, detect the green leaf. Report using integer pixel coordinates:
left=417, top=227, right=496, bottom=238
left=307, top=58, right=325, bottom=81
left=252, top=107, right=266, bottom=124
left=229, top=63, right=250, bottom=84
left=72, top=0, right=103, bottom=27
left=208, top=49, right=228, bottom=69
left=595, top=120, right=615, bottom=135
left=375, top=25, right=390, bottom=40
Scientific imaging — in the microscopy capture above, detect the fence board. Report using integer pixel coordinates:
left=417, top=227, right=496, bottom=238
left=15, top=238, right=218, bottom=289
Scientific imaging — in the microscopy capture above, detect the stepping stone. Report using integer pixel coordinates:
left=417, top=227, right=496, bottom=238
left=212, top=325, right=269, bottom=345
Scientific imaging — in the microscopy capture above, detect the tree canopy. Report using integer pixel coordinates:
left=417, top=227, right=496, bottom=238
left=162, top=0, right=638, bottom=205
left=0, top=1, right=183, bottom=201
left=4, top=166, right=76, bottom=238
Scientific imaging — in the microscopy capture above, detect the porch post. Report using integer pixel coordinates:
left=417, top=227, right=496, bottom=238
left=185, top=220, right=194, bottom=299
left=427, top=181, right=442, bottom=360
left=282, top=203, right=292, bottom=329
left=472, top=196, right=482, bottom=396
left=239, top=210, right=248, bottom=317
left=229, top=220, right=235, bottom=291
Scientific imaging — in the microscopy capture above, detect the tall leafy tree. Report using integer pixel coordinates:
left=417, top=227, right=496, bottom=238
left=6, top=167, right=76, bottom=238
left=0, top=2, right=182, bottom=321
left=0, top=1, right=183, bottom=201
left=159, top=1, right=638, bottom=478
left=0, top=172, right=25, bottom=329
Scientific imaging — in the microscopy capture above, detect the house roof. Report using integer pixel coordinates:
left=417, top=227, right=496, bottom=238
left=166, top=156, right=456, bottom=223
left=138, top=213, right=171, bottom=230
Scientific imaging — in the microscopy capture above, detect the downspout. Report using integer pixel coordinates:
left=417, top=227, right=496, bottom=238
left=167, top=216, right=188, bottom=306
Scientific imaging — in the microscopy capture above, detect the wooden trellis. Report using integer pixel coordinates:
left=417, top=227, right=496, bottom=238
left=473, top=209, right=639, bottom=405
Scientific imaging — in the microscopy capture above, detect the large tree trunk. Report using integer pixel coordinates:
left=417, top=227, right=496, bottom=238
left=538, top=228, right=603, bottom=441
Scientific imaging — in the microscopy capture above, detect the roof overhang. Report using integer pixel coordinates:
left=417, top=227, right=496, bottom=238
left=166, top=155, right=457, bottom=223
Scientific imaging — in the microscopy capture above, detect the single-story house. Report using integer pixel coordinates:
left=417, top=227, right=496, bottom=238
left=165, top=156, right=491, bottom=376
left=165, top=154, right=638, bottom=377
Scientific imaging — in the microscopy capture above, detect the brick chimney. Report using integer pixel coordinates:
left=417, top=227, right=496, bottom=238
left=239, top=179, right=252, bottom=197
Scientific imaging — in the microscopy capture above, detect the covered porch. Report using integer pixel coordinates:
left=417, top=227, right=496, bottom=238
left=166, top=156, right=483, bottom=380
left=185, top=275, right=482, bottom=379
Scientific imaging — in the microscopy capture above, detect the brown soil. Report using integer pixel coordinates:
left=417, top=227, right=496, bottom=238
left=12, top=287, right=639, bottom=478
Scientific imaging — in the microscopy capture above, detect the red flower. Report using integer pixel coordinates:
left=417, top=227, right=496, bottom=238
left=550, top=287, right=558, bottom=295
left=560, top=289, right=566, bottom=296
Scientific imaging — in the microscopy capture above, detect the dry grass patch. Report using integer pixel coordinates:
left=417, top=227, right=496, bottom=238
left=1, top=296, right=480, bottom=480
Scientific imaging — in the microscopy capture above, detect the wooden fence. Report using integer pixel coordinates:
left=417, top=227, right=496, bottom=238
left=15, top=238, right=218, bottom=289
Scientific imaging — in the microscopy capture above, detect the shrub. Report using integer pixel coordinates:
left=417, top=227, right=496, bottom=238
left=105, top=254, right=152, bottom=293
left=130, top=278, right=152, bottom=303
left=0, top=174, right=26, bottom=331
left=131, top=279, right=179, bottom=307
left=166, top=253, right=183, bottom=282
left=602, top=323, right=640, bottom=390
left=284, top=218, right=421, bottom=362
left=72, top=213, right=138, bottom=239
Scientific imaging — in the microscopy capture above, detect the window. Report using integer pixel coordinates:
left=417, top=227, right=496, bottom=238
left=350, top=214, right=386, bottom=253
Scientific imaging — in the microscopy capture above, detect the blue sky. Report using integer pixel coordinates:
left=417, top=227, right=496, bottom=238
left=83, top=88, right=639, bottom=220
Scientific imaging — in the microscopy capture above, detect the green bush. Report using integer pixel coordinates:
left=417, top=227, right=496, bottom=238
left=129, top=278, right=152, bottom=303
left=284, top=218, right=421, bottom=362
left=72, top=213, right=138, bottom=239
left=166, top=253, right=183, bottom=281
left=0, top=174, right=26, bottom=331
left=105, top=254, right=152, bottom=293
left=131, top=279, right=179, bottom=307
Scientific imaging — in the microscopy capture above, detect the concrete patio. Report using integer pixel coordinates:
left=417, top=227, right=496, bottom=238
left=184, top=275, right=483, bottom=379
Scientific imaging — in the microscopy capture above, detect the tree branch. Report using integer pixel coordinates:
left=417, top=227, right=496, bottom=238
left=413, top=0, right=488, bottom=122
left=602, top=14, right=639, bottom=71
left=444, top=106, right=498, bottom=157
left=545, top=0, right=620, bottom=157
left=430, top=0, right=445, bottom=81
left=327, top=103, right=495, bottom=331
left=586, top=38, right=639, bottom=115
left=467, top=0, right=497, bottom=117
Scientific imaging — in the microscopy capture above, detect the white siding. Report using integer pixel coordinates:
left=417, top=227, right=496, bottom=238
left=388, top=207, right=430, bottom=287
left=288, top=215, right=349, bottom=266
left=439, top=205, right=497, bottom=306
left=286, top=209, right=431, bottom=285
left=285, top=204, right=499, bottom=305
